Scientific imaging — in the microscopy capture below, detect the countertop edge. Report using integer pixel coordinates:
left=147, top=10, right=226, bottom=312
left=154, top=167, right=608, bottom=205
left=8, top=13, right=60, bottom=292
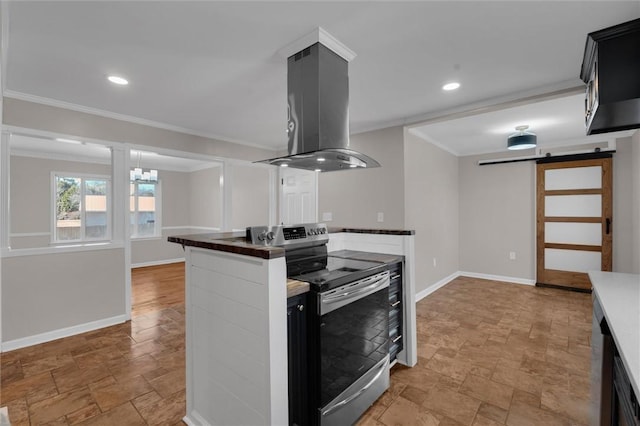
left=328, top=227, right=415, bottom=236
left=589, top=271, right=640, bottom=400
left=168, top=235, right=285, bottom=259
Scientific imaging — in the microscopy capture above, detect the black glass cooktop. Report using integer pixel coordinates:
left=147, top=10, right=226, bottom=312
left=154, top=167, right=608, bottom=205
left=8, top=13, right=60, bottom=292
left=288, top=256, right=385, bottom=291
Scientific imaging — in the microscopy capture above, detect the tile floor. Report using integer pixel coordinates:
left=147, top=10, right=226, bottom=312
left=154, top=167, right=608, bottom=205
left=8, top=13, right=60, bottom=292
left=0, top=263, right=187, bottom=425
left=1, top=265, right=593, bottom=425
left=357, top=275, right=593, bottom=426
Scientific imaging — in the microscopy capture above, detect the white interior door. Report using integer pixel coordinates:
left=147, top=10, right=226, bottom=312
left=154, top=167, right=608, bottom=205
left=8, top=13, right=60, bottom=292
left=279, top=167, right=317, bottom=225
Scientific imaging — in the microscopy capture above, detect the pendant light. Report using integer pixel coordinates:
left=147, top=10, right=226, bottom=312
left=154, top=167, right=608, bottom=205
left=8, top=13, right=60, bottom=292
left=507, top=125, right=537, bottom=150
left=130, top=151, right=158, bottom=182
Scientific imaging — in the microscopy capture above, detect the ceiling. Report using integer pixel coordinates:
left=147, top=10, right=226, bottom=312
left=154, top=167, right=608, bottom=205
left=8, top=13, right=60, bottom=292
left=4, top=1, right=640, bottom=155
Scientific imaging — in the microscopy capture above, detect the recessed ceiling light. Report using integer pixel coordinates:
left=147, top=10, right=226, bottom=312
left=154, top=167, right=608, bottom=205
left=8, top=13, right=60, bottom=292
left=442, top=82, right=460, bottom=91
left=314, top=169, right=322, bottom=172
left=317, top=157, right=326, bottom=162
left=107, top=75, right=129, bottom=85
left=280, top=163, right=289, bottom=167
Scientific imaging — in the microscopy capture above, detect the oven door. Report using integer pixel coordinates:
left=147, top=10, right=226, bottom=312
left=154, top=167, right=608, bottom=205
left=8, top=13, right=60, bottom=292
left=317, top=271, right=390, bottom=426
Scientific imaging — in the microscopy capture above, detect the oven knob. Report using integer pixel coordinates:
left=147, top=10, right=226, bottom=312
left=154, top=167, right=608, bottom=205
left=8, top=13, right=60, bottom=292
left=309, top=229, right=316, bottom=235
left=265, top=231, right=275, bottom=241
left=297, top=305, right=304, bottom=311
left=258, top=231, right=267, bottom=241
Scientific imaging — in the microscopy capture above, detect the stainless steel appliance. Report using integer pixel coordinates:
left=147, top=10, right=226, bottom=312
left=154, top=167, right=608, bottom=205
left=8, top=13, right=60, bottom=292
left=247, top=223, right=390, bottom=425
left=256, top=42, right=380, bottom=172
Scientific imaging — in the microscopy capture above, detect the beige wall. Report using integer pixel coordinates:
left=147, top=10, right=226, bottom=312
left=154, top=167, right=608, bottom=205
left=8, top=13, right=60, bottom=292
left=231, top=164, right=271, bottom=230
left=404, top=130, right=459, bottom=294
left=459, top=153, right=537, bottom=280
left=613, top=137, right=635, bottom=273
left=130, top=169, right=192, bottom=266
left=2, top=248, right=126, bottom=342
left=3, top=98, right=276, bottom=161
left=632, top=130, right=640, bottom=273
left=189, top=165, right=222, bottom=229
left=459, top=137, right=637, bottom=280
left=318, top=126, right=405, bottom=228
left=9, top=155, right=111, bottom=248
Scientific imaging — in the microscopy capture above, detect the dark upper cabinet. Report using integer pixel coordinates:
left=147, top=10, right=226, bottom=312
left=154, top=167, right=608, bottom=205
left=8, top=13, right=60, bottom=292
left=580, top=18, right=640, bottom=135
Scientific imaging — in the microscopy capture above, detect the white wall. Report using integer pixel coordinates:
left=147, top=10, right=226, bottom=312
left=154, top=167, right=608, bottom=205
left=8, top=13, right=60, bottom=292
left=319, top=126, right=405, bottom=228
left=404, top=130, right=459, bottom=295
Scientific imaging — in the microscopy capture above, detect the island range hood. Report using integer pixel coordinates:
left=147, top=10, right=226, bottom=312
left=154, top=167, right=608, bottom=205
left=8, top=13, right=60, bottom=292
left=257, top=41, right=380, bottom=172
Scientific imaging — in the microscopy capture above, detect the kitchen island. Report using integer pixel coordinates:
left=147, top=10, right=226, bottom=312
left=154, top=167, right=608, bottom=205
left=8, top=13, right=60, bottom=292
left=168, top=228, right=416, bottom=426
left=589, top=271, right=640, bottom=424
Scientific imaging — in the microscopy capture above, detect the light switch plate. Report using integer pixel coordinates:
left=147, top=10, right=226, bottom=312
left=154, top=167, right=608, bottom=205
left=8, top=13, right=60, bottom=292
left=377, top=212, right=384, bottom=222
left=322, top=212, right=333, bottom=221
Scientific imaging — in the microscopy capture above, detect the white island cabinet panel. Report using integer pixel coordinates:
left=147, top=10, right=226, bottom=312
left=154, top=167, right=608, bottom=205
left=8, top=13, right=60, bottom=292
left=184, top=246, right=287, bottom=426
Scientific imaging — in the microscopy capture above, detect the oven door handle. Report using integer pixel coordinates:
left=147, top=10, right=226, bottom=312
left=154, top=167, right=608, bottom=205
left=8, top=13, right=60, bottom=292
left=321, top=357, right=389, bottom=417
left=320, top=272, right=389, bottom=315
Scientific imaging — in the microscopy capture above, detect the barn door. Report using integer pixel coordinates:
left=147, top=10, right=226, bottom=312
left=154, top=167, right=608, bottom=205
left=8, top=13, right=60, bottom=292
left=536, top=156, right=612, bottom=291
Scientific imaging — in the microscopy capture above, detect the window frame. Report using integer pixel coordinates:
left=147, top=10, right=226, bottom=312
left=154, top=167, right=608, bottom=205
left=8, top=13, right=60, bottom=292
left=129, top=179, right=162, bottom=239
left=51, top=172, right=112, bottom=244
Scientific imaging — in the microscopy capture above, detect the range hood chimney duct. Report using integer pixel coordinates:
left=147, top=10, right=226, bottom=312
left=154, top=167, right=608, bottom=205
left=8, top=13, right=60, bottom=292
left=257, top=38, right=380, bottom=172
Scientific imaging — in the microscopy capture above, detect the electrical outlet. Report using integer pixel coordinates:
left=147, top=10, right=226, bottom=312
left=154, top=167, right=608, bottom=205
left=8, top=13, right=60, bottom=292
left=509, top=251, right=516, bottom=260
left=433, top=257, right=437, bottom=267
left=322, top=212, right=333, bottom=221
left=377, top=212, right=384, bottom=222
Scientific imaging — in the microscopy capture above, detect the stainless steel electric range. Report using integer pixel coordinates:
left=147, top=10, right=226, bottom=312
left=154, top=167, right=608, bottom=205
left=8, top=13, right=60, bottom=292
left=247, top=223, right=391, bottom=426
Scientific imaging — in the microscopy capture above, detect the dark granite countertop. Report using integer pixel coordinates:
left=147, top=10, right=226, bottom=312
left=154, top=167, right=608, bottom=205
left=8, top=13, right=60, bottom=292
left=167, top=232, right=285, bottom=259
left=168, top=228, right=414, bottom=259
left=328, top=249, right=404, bottom=265
left=328, top=227, right=415, bottom=236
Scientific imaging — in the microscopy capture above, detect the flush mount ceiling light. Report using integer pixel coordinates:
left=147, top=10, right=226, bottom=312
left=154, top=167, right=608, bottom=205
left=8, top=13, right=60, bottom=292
left=107, top=75, right=129, bottom=85
left=442, top=82, right=460, bottom=91
left=507, top=125, right=537, bottom=150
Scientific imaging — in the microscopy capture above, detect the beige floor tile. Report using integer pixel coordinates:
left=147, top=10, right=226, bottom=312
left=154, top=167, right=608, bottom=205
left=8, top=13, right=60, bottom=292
left=379, top=396, right=440, bottom=426
left=506, top=399, right=570, bottom=426
left=422, top=383, right=481, bottom=425
left=28, top=388, right=95, bottom=425
left=74, top=402, right=145, bottom=426
left=460, top=374, right=514, bottom=411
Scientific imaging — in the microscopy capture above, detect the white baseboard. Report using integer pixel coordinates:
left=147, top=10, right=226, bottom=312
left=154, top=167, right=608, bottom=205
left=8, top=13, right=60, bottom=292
left=1, top=314, right=128, bottom=352
left=183, top=411, right=208, bottom=426
left=415, top=272, right=460, bottom=302
left=458, top=271, right=536, bottom=286
left=131, top=258, right=185, bottom=268
left=415, top=271, right=536, bottom=303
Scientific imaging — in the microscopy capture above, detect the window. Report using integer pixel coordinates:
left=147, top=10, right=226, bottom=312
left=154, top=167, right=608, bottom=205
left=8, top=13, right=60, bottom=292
left=53, top=174, right=111, bottom=242
left=130, top=181, right=161, bottom=238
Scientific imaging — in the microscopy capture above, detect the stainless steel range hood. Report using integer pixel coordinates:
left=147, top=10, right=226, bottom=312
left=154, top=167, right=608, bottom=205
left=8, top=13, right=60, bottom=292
left=257, top=42, right=380, bottom=172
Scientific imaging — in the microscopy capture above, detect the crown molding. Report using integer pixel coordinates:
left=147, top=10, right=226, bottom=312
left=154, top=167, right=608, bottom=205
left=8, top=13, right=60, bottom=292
left=277, top=27, right=357, bottom=62
left=3, top=90, right=280, bottom=152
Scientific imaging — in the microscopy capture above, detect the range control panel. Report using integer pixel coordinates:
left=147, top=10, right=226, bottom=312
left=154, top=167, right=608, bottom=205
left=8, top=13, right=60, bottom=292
left=246, top=223, right=329, bottom=246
